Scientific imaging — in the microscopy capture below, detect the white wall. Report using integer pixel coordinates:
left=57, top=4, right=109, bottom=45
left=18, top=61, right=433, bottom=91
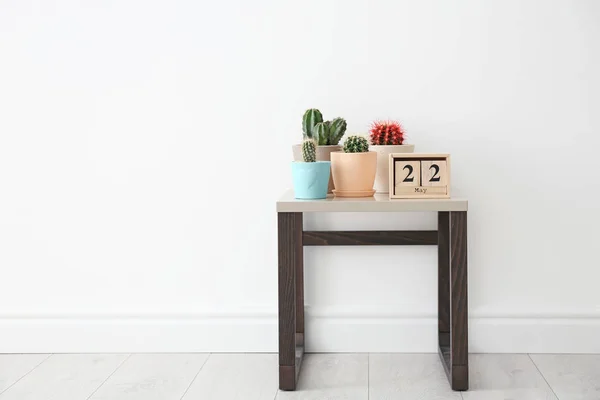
left=1, top=0, right=599, bottom=353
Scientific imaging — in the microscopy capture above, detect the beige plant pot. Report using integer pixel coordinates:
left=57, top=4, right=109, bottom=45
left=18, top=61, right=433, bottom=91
left=292, top=144, right=341, bottom=193
left=330, top=151, right=377, bottom=197
left=371, top=144, right=415, bottom=193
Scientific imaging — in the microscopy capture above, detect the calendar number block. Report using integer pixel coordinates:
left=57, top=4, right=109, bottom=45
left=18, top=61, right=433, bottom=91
left=421, top=160, right=447, bottom=187
left=394, top=161, right=421, bottom=188
left=389, top=154, right=451, bottom=199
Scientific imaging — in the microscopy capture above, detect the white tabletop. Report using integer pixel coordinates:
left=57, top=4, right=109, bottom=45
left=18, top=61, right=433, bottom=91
left=277, top=190, right=468, bottom=212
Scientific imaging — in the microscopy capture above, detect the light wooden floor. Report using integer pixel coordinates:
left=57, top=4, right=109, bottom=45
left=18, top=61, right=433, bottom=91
left=0, top=353, right=598, bottom=400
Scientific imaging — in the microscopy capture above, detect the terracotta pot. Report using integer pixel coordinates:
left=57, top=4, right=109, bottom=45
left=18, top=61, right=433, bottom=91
left=292, top=144, right=341, bottom=193
left=371, top=144, right=415, bottom=193
left=330, top=151, right=377, bottom=197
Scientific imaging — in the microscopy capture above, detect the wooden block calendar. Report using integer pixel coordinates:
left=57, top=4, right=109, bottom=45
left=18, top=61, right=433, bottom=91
left=389, top=153, right=451, bottom=199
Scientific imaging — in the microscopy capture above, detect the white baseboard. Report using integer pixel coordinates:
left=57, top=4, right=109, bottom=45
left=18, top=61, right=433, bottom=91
left=0, top=314, right=277, bottom=353
left=307, top=316, right=600, bottom=354
left=1, top=309, right=599, bottom=353
left=304, top=306, right=600, bottom=353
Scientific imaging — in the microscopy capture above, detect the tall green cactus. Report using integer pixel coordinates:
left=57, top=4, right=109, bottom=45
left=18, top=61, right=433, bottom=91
left=343, top=135, right=369, bottom=153
left=313, top=122, right=327, bottom=145
left=301, top=139, right=316, bottom=162
left=302, top=109, right=347, bottom=145
left=302, top=109, right=323, bottom=139
left=329, top=118, right=347, bottom=145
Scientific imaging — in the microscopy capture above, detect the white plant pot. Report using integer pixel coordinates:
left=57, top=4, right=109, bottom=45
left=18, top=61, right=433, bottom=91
left=371, top=144, right=415, bottom=193
left=292, top=144, right=341, bottom=193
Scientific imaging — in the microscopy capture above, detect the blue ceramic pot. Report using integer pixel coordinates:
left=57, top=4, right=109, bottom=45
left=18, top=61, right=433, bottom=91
left=291, top=161, right=331, bottom=199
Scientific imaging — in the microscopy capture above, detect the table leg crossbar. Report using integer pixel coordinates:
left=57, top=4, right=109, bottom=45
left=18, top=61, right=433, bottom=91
left=277, top=211, right=468, bottom=391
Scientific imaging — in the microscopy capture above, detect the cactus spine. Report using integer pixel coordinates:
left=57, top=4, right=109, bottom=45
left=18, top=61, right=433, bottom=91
left=301, top=139, right=317, bottom=162
left=302, top=109, right=323, bottom=139
left=343, top=135, right=369, bottom=153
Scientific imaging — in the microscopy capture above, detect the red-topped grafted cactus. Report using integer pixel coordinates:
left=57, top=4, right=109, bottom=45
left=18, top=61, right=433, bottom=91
left=369, top=120, right=405, bottom=145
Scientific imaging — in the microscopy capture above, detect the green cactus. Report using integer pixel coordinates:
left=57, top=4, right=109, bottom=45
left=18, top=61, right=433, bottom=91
left=329, top=118, right=347, bottom=145
left=302, top=109, right=323, bottom=139
left=302, top=109, right=347, bottom=145
left=301, top=139, right=316, bottom=162
left=343, top=135, right=369, bottom=153
left=313, top=122, right=328, bottom=146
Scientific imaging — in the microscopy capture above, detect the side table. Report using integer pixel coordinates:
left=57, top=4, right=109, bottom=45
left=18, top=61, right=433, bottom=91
left=276, top=190, right=469, bottom=391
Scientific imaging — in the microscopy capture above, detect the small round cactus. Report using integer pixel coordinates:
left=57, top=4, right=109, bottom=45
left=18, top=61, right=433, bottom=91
left=301, top=139, right=317, bottom=162
left=369, top=120, right=405, bottom=145
left=343, top=135, right=369, bottom=153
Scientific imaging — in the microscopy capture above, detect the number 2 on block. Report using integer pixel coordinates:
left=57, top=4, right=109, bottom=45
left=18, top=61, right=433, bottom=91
left=421, top=160, right=447, bottom=186
left=403, top=165, right=414, bottom=182
left=429, top=164, right=441, bottom=182
left=395, top=161, right=420, bottom=187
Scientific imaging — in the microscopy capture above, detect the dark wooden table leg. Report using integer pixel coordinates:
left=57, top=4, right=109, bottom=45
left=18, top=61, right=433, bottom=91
left=438, top=211, right=469, bottom=391
left=438, top=211, right=451, bottom=366
left=450, top=211, right=468, bottom=390
left=295, top=213, right=305, bottom=380
left=278, top=212, right=304, bottom=391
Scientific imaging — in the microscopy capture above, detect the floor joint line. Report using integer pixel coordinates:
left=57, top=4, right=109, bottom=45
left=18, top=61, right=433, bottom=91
left=85, top=353, right=131, bottom=400
left=528, top=354, right=560, bottom=400
left=179, top=353, right=211, bottom=400
left=0, top=353, right=53, bottom=396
